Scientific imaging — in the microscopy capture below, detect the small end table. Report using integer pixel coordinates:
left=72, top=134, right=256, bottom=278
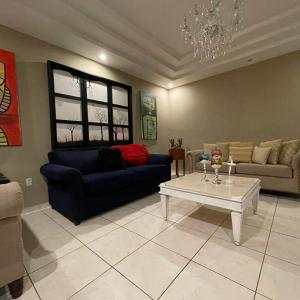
left=169, top=148, right=185, bottom=177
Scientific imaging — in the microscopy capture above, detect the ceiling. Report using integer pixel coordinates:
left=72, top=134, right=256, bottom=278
left=1, top=0, right=300, bottom=89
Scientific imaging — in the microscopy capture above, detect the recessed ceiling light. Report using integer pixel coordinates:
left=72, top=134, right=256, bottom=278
left=168, top=83, right=173, bottom=89
left=99, top=53, right=107, bottom=61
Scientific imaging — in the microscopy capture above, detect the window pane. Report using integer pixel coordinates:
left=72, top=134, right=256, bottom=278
left=87, top=103, right=108, bottom=123
left=89, top=125, right=109, bottom=142
left=54, top=70, right=81, bottom=97
left=112, top=86, right=128, bottom=106
left=113, top=127, right=129, bottom=142
left=55, top=97, right=82, bottom=121
left=56, top=124, right=83, bottom=144
left=113, top=107, right=128, bottom=125
left=86, top=81, right=107, bottom=102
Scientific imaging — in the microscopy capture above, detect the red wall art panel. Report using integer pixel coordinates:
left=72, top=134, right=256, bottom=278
left=0, top=49, right=22, bottom=146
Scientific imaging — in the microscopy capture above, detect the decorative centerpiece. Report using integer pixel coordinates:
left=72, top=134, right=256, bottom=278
left=169, top=139, right=175, bottom=148
left=200, top=153, right=210, bottom=182
left=169, top=138, right=184, bottom=149
left=211, top=149, right=222, bottom=184
left=226, top=156, right=236, bottom=184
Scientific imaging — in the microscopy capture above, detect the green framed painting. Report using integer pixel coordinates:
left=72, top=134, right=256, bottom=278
left=140, top=91, right=157, bottom=140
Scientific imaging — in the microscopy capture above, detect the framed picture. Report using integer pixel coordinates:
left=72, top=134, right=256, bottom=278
left=0, top=49, right=22, bottom=146
left=47, top=61, right=133, bottom=149
left=140, top=91, right=157, bottom=140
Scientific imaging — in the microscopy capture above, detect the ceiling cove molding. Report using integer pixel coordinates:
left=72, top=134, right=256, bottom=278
left=20, top=0, right=178, bottom=73
left=173, top=34, right=300, bottom=85
left=63, top=0, right=183, bottom=63
left=0, top=0, right=299, bottom=89
left=173, top=22, right=300, bottom=77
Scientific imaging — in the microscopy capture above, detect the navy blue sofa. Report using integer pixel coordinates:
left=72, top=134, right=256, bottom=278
left=40, top=148, right=172, bottom=225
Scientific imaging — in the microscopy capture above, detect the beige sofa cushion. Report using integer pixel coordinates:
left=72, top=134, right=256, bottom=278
left=252, top=146, right=272, bottom=165
left=229, top=146, right=253, bottom=163
left=230, top=142, right=254, bottom=147
left=203, top=143, right=216, bottom=159
left=260, top=139, right=282, bottom=164
left=195, top=162, right=235, bottom=174
left=216, top=143, right=229, bottom=162
left=236, top=163, right=292, bottom=178
left=279, top=139, right=300, bottom=166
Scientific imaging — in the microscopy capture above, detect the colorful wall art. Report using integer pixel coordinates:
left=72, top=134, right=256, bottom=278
left=140, top=91, right=157, bottom=140
left=0, top=49, right=22, bottom=146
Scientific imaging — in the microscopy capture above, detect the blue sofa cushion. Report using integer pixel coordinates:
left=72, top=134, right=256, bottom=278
left=49, top=149, right=101, bottom=175
left=128, top=164, right=170, bottom=183
left=98, top=147, right=125, bottom=172
left=127, top=165, right=154, bottom=182
left=83, top=169, right=136, bottom=195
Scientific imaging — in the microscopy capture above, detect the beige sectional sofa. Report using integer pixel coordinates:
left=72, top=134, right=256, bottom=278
left=186, top=142, right=300, bottom=194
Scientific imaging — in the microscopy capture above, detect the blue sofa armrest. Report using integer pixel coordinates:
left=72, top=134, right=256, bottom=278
left=40, top=163, right=83, bottom=186
left=148, top=154, right=173, bottom=165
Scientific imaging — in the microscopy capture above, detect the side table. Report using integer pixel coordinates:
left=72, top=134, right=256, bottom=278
left=169, top=148, right=185, bottom=177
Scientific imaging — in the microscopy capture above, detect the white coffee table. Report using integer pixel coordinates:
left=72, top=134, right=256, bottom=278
left=159, top=173, right=260, bottom=245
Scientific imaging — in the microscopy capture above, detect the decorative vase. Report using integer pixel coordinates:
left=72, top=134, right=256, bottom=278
left=200, top=153, right=210, bottom=182
left=169, top=139, right=175, bottom=148
left=226, top=156, right=236, bottom=184
left=211, top=149, right=222, bottom=184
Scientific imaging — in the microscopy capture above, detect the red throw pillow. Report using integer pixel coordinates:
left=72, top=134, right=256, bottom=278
left=112, top=144, right=149, bottom=165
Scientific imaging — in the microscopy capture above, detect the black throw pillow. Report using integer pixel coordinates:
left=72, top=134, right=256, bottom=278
left=98, top=147, right=126, bottom=172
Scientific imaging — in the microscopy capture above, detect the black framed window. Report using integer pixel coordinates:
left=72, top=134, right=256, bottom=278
left=47, top=61, right=133, bottom=149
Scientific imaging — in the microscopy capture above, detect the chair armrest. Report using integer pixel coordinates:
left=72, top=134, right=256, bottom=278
left=40, top=163, right=83, bottom=186
left=186, top=149, right=204, bottom=173
left=292, top=151, right=300, bottom=176
left=0, top=182, right=23, bottom=220
left=148, top=154, right=173, bottom=165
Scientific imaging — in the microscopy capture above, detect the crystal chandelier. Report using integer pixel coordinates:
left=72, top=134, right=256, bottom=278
left=180, top=0, right=245, bottom=62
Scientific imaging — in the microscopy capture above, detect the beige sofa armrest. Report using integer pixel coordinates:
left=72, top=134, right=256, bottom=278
left=186, top=149, right=203, bottom=173
left=292, top=151, right=300, bottom=176
left=0, top=182, right=23, bottom=220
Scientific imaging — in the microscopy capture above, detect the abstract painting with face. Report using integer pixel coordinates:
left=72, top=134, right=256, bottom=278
left=0, top=49, right=22, bottom=146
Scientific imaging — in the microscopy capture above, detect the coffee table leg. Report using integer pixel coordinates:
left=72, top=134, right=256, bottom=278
left=252, top=192, right=259, bottom=214
left=161, top=194, right=169, bottom=220
left=231, top=211, right=242, bottom=246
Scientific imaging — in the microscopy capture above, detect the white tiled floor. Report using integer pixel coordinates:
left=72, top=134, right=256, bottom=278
left=2, top=192, right=300, bottom=299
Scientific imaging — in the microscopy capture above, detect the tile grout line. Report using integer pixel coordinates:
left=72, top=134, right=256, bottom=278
left=157, top=198, right=279, bottom=299
left=31, top=204, right=172, bottom=299
left=90, top=205, right=232, bottom=300
left=26, top=204, right=173, bottom=277
left=253, top=196, right=279, bottom=297
left=157, top=212, right=230, bottom=299
left=264, top=252, right=300, bottom=268
left=65, top=267, right=114, bottom=300
left=71, top=239, right=154, bottom=299
left=23, top=196, right=279, bottom=299
left=65, top=203, right=204, bottom=300
left=269, top=228, right=300, bottom=240
left=192, top=260, right=257, bottom=294
left=27, top=273, right=43, bottom=300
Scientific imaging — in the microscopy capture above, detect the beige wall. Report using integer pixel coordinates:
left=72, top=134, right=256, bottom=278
left=0, top=25, right=169, bottom=207
left=169, top=51, right=300, bottom=151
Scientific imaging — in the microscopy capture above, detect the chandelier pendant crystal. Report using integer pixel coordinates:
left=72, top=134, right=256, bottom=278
left=180, top=0, right=245, bottom=62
